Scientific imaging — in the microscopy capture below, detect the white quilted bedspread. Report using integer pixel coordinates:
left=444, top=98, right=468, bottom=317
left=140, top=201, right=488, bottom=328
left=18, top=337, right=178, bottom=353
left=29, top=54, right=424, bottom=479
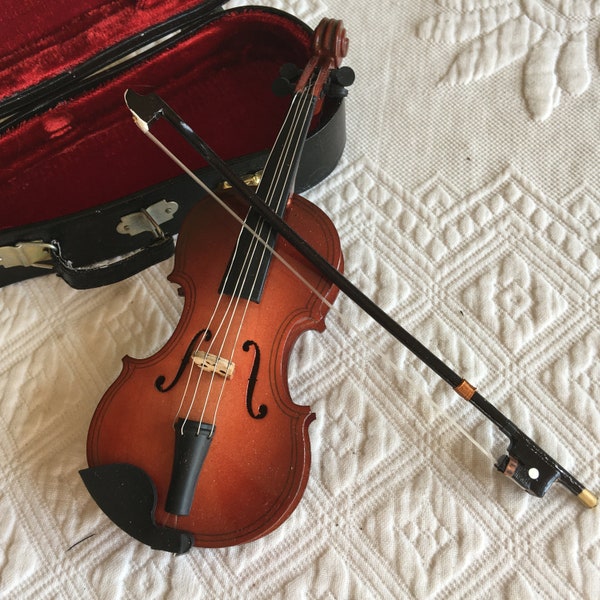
left=1, top=1, right=599, bottom=598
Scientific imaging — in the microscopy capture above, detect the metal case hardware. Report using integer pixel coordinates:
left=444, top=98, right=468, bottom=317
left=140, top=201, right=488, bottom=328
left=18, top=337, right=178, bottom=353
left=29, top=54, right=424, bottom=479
left=0, top=241, right=56, bottom=269
left=117, top=199, right=179, bottom=237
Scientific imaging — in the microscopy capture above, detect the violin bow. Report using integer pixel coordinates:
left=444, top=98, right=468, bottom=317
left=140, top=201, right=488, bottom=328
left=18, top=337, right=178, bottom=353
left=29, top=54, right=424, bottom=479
left=123, top=88, right=597, bottom=509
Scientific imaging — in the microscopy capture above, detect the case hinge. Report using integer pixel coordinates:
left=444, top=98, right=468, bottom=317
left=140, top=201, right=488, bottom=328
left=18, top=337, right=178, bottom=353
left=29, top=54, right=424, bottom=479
left=0, top=241, right=56, bottom=269
left=117, top=199, right=179, bottom=237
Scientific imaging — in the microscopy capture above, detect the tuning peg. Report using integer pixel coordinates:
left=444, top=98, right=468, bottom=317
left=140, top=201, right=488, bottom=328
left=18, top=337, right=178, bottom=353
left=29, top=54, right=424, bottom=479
left=279, top=63, right=301, bottom=81
left=326, top=66, right=355, bottom=98
left=331, top=66, right=355, bottom=87
left=272, top=63, right=301, bottom=97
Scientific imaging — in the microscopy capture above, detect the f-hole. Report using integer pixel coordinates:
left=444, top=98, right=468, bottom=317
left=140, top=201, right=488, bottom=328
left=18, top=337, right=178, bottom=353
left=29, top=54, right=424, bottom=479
left=243, top=340, right=267, bottom=419
left=155, top=329, right=212, bottom=392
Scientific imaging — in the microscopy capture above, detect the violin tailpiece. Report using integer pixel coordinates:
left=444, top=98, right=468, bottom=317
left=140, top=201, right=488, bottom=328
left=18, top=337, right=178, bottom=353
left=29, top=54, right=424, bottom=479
left=165, top=420, right=214, bottom=517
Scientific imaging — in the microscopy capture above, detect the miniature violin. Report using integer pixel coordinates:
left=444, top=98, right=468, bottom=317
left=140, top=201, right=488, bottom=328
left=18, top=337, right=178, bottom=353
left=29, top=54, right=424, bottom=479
left=82, top=19, right=349, bottom=553
left=81, top=18, right=596, bottom=554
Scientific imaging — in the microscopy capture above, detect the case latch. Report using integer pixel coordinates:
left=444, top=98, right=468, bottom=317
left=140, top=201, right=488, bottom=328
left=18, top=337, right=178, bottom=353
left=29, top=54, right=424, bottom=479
left=218, top=170, right=263, bottom=191
left=0, top=241, right=56, bottom=269
left=117, top=199, right=179, bottom=237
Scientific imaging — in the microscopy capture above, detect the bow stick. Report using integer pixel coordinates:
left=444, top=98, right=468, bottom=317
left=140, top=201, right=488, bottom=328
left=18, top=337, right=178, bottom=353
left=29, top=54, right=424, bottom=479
left=124, top=89, right=597, bottom=509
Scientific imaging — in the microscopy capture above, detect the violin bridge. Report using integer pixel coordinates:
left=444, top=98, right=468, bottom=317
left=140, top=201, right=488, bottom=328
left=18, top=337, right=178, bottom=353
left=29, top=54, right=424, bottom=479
left=192, top=351, right=235, bottom=379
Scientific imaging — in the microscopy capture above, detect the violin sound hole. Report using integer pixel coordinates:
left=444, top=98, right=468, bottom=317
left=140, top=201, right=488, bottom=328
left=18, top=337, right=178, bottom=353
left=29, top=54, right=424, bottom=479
left=243, top=340, right=267, bottom=419
left=155, top=329, right=212, bottom=392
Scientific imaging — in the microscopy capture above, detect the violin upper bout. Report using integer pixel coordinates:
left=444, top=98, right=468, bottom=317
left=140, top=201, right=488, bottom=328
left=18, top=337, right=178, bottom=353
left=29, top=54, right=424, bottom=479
left=285, top=193, right=344, bottom=322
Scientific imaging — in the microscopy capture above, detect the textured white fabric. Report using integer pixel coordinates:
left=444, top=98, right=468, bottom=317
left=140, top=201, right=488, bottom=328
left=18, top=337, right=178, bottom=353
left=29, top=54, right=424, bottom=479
left=1, top=1, right=599, bottom=598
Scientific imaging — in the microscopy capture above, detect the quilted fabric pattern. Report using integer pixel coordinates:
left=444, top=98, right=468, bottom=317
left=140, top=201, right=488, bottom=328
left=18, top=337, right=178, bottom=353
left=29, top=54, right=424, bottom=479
left=1, top=1, right=598, bottom=598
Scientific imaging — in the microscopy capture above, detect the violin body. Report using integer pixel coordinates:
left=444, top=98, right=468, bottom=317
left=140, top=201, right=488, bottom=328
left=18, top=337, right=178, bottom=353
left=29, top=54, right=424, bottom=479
left=86, top=189, right=342, bottom=547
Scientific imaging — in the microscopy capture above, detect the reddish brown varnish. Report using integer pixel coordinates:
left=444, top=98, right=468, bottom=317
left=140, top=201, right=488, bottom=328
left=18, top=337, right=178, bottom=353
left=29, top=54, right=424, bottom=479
left=86, top=189, right=342, bottom=547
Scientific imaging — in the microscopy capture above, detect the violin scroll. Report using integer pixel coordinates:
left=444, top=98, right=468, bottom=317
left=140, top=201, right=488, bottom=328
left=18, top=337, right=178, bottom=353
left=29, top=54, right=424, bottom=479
left=312, top=18, right=349, bottom=68
left=293, top=18, right=352, bottom=99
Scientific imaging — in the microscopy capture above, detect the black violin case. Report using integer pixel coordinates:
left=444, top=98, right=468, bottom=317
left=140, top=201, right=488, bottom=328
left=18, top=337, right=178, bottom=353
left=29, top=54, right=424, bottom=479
left=0, top=1, right=346, bottom=289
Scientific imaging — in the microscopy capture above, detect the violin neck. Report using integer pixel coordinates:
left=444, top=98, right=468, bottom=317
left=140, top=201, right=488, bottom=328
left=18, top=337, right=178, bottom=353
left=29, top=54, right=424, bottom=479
left=256, top=88, right=317, bottom=209
left=220, top=87, right=318, bottom=303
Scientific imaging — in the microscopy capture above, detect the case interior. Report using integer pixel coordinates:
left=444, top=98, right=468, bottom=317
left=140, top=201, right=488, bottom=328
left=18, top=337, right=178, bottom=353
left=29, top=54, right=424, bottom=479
left=0, top=3, right=312, bottom=230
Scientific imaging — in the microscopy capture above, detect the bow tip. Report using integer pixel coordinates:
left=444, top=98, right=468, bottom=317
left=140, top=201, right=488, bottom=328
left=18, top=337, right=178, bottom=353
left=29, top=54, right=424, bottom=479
left=124, top=89, right=164, bottom=132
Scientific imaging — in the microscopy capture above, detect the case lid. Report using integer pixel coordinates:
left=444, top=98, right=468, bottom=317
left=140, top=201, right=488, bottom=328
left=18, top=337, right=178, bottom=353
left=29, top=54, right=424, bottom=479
left=0, top=0, right=224, bottom=104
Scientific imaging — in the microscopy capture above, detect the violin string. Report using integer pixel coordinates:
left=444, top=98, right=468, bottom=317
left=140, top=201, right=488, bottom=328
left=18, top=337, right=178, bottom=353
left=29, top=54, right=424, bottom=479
left=174, top=179, right=273, bottom=429
left=174, top=206, right=260, bottom=430
left=203, top=84, right=318, bottom=432
left=177, top=83, right=316, bottom=433
left=178, top=230, right=260, bottom=429
left=141, top=110, right=495, bottom=462
left=175, top=89, right=309, bottom=426
left=172, top=233, right=246, bottom=428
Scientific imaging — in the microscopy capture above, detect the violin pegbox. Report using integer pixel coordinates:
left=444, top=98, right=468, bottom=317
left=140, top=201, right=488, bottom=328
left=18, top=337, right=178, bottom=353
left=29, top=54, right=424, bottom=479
left=272, top=63, right=354, bottom=98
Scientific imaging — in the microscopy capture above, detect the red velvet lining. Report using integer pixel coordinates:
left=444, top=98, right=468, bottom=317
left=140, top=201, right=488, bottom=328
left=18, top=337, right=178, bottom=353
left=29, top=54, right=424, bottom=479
left=0, top=8, right=311, bottom=230
left=0, top=0, right=213, bottom=101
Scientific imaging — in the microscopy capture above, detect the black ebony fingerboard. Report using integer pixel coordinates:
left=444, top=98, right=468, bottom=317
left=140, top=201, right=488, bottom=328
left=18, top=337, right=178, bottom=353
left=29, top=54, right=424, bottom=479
left=220, top=92, right=317, bottom=302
